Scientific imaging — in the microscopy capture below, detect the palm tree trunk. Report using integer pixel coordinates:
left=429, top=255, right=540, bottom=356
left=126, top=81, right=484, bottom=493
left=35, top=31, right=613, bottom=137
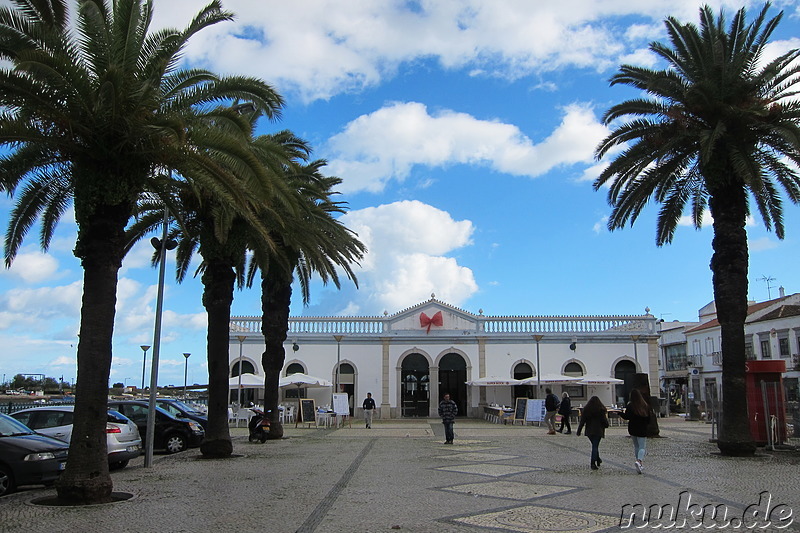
left=199, top=260, right=235, bottom=457
left=261, top=268, right=293, bottom=439
left=709, top=185, right=756, bottom=456
left=56, top=203, right=129, bottom=504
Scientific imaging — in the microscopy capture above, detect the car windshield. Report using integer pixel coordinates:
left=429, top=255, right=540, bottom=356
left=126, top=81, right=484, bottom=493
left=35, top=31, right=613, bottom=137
left=107, top=410, right=129, bottom=424
left=161, top=400, right=200, bottom=414
left=0, top=413, right=35, bottom=437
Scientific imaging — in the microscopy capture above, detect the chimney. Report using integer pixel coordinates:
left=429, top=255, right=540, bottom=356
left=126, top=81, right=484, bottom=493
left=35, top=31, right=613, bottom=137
left=779, top=286, right=785, bottom=298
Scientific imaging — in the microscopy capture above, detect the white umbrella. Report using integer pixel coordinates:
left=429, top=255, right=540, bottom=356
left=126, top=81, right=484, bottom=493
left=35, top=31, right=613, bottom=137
left=466, top=376, right=522, bottom=405
left=279, top=373, right=334, bottom=427
left=576, top=375, right=624, bottom=385
left=519, top=373, right=583, bottom=385
left=278, top=373, right=333, bottom=389
left=466, top=376, right=523, bottom=386
left=228, top=373, right=265, bottom=388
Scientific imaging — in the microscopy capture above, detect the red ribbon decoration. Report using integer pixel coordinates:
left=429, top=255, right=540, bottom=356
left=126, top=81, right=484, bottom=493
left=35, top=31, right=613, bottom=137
left=419, top=311, right=443, bottom=333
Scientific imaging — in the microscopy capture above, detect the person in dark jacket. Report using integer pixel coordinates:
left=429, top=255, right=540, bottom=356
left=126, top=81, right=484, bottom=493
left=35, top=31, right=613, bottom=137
left=576, top=396, right=609, bottom=470
left=620, top=388, right=651, bottom=474
left=362, top=392, right=376, bottom=429
left=438, top=393, right=458, bottom=444
left=544, top=388, right=560, bottom=435
left=557, top=392, right=572, bottom=434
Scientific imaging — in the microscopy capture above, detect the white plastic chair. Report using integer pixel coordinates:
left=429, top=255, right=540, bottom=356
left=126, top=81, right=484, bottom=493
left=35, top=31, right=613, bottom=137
left=234, top=407, right=252, bottom=428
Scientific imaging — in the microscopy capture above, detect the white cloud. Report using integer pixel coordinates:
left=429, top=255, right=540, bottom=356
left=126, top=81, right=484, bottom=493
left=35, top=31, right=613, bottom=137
left=339, top=200, right=477, bottom=311
left=678, top=211, right=713, bottom=228
left=2, top=251, right=61, bottom=284
left=326, top=101, right=606, bottom=193
left=593, top=216, right=609, bottom=234
left=618, top=48, right=658, bottom=68
left=749, top=237, right=779, bottom=252
left=0, top=281, right=83, bottom=332
left=49, top=355, right=76, bottom=368
left=155, top=0, right=751, bottom=103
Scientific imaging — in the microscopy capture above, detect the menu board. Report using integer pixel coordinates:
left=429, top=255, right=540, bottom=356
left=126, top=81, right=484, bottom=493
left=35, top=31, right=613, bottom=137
left=332, top=393, right=349, bottom=416
left=299, top=399, right=316, bottom=424
left=525, top=399, right=546, bottom=422
left=514, top=398, right=527, bottom=422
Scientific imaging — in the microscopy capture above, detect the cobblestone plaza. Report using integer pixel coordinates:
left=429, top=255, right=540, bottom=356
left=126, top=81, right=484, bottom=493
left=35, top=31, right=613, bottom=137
left=1, top=417, right=798, bottom=533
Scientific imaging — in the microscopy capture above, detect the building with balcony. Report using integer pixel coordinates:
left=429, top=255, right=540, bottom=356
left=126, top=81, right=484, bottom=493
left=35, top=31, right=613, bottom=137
left=681, top=289, right=800, bottom=410
left=228, top=297, right=659, bottom=418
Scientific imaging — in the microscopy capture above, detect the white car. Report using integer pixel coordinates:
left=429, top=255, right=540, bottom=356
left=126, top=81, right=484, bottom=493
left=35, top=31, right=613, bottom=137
left=10, top=406, right=142, bottom=470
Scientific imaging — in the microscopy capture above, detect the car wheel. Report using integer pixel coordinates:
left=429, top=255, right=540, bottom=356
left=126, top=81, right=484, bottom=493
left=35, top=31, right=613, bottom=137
left=164, top=433, right=187, bottom=454
left=0, top=463, right=15, bottom=497
left=109, top=460, right=129, bottom=470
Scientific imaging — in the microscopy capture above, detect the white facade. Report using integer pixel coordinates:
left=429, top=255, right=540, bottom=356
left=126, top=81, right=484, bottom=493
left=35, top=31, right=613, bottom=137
left=229, top=298, right=659, bottom=418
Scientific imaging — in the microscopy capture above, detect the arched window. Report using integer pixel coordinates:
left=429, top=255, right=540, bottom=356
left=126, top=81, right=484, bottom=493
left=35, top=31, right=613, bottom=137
left=284, top=363, right=306, bottom=399
left=563, top=362, right=585, bottom=400
left=231, top=360, right=256, bottom=377
left=285, top=363, right=304, bottom=375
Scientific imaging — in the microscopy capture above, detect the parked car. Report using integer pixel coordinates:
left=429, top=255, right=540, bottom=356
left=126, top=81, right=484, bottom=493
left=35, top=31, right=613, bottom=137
left=155, top=398, right=208, bottom=430
left=0, top=413, right=69, bottom=497
left=106, top=400, right=204, bottom=454
left=10, top=406, right=141, bottom=470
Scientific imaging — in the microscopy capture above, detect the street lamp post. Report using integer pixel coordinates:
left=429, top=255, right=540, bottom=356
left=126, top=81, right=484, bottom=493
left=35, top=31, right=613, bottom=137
left=533, top=335, right=544, bottom=398
left=140, top=345, right=150, bottom=390
left=144, top=207, right=177, bottom=468
left=333, top=335, right=344, bottom=394
left=183, top=353, right=191, bottom=399
left=631, top=335, right=640, bottom=367
left=236, top=335, right=247, bottom=406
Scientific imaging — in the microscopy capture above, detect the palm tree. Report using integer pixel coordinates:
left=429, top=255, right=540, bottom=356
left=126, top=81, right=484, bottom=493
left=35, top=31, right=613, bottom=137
left=127, top=119, right=294, bottom=457
left=244, top=136, right=366, bottom=438
left=0, top=0, right=283, bottom=503
left=594, top=4, right=800, bottom=456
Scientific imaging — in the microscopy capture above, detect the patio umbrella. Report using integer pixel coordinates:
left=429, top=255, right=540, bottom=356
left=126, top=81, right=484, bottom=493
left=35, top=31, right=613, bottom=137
left=278, top=373, right=334, bottom=426
left=575, top=375, right=624, bottom=385
left=518, top=373, right=583, bottom=385
left=228, top=373, right=265, bottom=388
left=465, top=376, right=522, bottom=405
left=278, top=372, right=333, bottom=389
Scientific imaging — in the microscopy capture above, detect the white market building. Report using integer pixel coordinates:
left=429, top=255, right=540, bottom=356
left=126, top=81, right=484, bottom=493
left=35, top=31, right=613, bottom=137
left=228, top=297, right=659, bottom=418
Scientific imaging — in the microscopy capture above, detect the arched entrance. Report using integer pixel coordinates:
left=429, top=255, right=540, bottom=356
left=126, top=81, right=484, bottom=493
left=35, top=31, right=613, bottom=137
left=614, top=360, right=637, bottom=406
left=401, top=353, right=429, bottom=417
left=439, top=353, right=467, bottom=416
left=563, top=362, right=586, bottom=401
left=283, top=362, right=305, bottom=402
left=338, top=363, right=355, bottom=415
left=230, top=360, right=257, bottom=404
left=513, top=362, right=534, bottom=399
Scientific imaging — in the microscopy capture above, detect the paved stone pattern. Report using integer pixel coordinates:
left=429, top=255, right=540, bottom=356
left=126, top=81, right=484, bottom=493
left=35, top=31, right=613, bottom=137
left=1, top=418, right=800, bottom=532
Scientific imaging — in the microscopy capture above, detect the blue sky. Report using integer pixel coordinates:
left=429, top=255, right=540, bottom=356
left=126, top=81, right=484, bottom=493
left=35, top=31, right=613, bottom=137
left=1, top=0, right=799, bottom=387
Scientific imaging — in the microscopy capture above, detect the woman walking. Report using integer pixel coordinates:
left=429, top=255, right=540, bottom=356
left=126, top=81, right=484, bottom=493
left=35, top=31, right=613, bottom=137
left=575, top=396, right=609, bottom=470
left=557, top=392, right=572, bottom=434
left=620, top=389, right=651, bottom=474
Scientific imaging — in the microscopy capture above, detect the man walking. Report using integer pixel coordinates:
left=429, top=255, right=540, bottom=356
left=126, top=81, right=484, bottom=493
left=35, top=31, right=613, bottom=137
left=544, top=387, right=560, bottom=435
left=362, top=392, right=376, bottom=428
left=438, top=393, right=458, bottom=444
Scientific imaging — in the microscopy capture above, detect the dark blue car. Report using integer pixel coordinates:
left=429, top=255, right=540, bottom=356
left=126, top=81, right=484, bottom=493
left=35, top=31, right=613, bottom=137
left=0, top=413, right=69, bottom=497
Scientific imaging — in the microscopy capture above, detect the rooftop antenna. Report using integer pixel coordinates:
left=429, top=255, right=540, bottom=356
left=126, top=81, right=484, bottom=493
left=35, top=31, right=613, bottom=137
left=758, top=275, right=776, bottom=299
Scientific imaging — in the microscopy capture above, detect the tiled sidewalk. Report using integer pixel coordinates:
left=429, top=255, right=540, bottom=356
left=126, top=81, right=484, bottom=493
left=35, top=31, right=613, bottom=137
left=1, top=417, right=798, bottom=533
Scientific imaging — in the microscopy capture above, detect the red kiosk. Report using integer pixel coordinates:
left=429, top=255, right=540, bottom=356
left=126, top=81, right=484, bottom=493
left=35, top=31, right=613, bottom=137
left=745, top=359, right=787, bottom=445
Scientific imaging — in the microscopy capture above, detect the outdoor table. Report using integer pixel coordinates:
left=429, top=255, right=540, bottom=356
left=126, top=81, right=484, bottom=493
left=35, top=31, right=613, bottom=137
left=483, top=406, right=514, bottom=424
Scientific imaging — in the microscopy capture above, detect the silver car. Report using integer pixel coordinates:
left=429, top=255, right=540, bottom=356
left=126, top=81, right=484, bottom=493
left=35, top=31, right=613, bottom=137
left=10, top=406, right=142, bottom=470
